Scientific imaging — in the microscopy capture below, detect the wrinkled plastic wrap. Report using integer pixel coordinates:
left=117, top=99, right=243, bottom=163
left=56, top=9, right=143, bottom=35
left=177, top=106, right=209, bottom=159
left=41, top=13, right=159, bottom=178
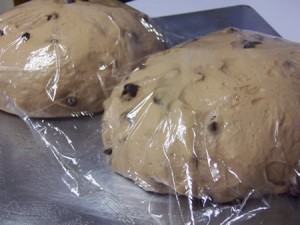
left=0, top=0, right=166, bottom=118
left=0, top=3, right=300, bottom=225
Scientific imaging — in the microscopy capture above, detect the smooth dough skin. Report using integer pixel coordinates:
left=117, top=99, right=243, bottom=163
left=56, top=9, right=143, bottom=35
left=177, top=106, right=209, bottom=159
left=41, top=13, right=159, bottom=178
left=0, top=0, right=165, bottom=118
left=102, top=28, right=300, bottom=203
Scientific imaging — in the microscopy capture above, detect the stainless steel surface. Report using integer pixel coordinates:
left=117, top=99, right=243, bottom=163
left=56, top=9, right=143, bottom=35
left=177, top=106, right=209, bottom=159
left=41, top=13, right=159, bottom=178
left=1, top=111, right=299, bottom=224
left=0, top=6, right=299, bottom=225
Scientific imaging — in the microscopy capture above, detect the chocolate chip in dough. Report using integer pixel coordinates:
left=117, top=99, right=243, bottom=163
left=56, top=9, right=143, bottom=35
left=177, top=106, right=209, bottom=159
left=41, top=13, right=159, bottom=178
left=122, top=83, right=139, bottom=99
left=208, top=121, right=218, bottom=133
left=104, top=148, right=112, bottom=155
left=66, top=96, right=78, bottom=107
left=243, top=40, right=262, bottom=49
left=0, top=30, right=4, bottom=36
left=46, top=12, right=59, bottom=21
left=153, top=96, right=163, bottom=105
left=22, top=32, right=30, bottom=41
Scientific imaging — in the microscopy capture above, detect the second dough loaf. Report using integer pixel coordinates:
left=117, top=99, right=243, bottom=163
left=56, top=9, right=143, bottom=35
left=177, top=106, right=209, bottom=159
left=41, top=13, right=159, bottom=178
left=102, top=28, right=300, bottom=203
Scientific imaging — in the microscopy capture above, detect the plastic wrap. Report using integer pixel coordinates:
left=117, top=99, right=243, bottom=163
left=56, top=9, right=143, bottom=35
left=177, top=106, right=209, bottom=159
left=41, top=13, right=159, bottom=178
left=103, top=26, right=300, bottom=201
left=0, top=3, right=300, bottom=225
left=0, top=0, right=166, bottom=118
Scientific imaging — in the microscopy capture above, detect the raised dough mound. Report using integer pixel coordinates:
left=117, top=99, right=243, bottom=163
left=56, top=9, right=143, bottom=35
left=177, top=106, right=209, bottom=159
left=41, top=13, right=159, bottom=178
left=102, top=28, right=300, bottom=203
left=0, top=0, right=165, bottom=117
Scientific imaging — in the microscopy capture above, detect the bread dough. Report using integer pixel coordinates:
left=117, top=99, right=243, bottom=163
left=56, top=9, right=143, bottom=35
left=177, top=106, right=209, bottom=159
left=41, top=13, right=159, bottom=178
left=0, top=0, right=165, bottom=117
left=102, top=28, right=300, bottom=203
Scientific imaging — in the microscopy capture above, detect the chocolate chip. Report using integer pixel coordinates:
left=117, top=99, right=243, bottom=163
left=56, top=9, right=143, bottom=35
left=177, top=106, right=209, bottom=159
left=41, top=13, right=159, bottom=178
left=66, top=96, right=77, bottom=107
left=153, top=96, right=163, bottom=105
left=0, top=30, right=3, bottom=36
left=104, top=148, right=112, bottom=155
left=243, top=40, right=262, bottom=49
left=66, top=0, right=75, bottom=3
left=46, top=12, right=59, bottom=21
left=122, top=83, right=139, bottom=99
left=22, top=32, right=30, bottom=41
left=208, top=121, right=218, bottom=133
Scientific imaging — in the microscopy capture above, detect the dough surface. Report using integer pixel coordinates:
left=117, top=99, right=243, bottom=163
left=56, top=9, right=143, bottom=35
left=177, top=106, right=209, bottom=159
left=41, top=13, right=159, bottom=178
left=0, top=0, right=165, bottom=117
left=102, top=28, right=300, bottom=203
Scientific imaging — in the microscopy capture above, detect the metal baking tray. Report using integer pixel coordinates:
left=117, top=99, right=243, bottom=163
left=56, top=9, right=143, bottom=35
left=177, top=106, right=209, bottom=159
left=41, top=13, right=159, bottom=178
left=153, top=5, right=281, bottom=46
left=0, top=5, right=299, bottom=225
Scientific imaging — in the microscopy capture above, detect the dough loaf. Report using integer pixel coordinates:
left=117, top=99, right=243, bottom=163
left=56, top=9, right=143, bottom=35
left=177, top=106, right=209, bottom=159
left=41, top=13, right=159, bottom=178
left=0, top=0, right=165, bottom=117
left=102, top=28, right=300, bottom=203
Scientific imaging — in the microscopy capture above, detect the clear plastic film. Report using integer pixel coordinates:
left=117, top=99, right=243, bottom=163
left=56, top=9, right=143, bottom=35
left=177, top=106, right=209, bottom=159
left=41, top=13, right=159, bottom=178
left=0, top=0, right=166, bottom=118
left=0, top=2, right=300, bottom=225
left=101, top=27, right=300, bottom=223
